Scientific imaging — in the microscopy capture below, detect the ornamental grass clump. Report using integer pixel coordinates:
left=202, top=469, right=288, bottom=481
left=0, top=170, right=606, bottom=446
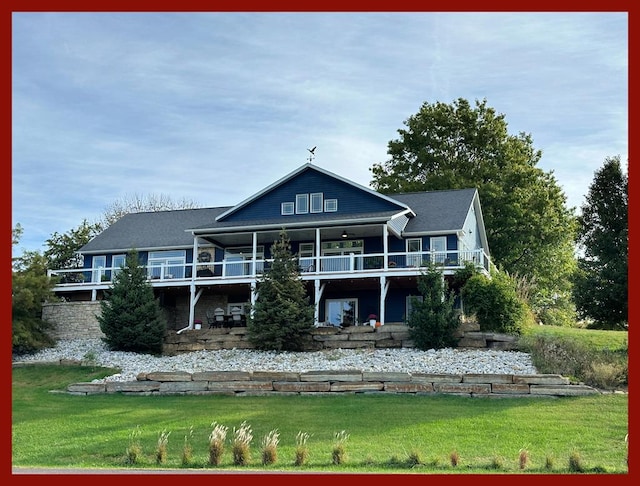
left=125, top=425, right=143, bottom=465
left=182, top=426, right=194, bottom=466
left=208, top=421, right=228, bottom=466
left=518, top=448, right=529, bottom=470
left=332, top=430, right=349, bottom=465
left=232, top=421, right=253, bottom=466
left=261, top=429, right=280, bottom=465
left=450, top=449, right=460, bottom=467
left=294, top=431, right=311, bottom=466
left=155, top=429, right=170, bottom=465
left=568, top=450, right=585, bottom=472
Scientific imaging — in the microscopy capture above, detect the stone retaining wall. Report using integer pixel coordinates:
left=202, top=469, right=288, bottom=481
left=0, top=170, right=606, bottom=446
left=63, top=369, right=598, bottom=398
left=41, top=301, right=103, bottom=340
left=41, top=300, right=517, bottom=353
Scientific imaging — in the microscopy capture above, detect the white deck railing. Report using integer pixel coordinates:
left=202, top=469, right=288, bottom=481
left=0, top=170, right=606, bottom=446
left=49, top=249, right=490, bottom=287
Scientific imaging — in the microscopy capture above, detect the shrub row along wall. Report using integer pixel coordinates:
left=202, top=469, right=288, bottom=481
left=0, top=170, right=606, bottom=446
left=62, top=369, right=599, bottom=398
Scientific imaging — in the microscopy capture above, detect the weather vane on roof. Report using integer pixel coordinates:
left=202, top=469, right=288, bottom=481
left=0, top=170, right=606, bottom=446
left=307, top=146, right=317, bottom=162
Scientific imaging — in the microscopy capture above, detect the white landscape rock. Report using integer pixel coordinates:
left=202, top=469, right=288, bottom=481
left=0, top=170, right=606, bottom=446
left=13, top=339, right=538, bottom=383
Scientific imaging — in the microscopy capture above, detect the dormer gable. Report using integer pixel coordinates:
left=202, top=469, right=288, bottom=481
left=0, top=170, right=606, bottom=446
left=216, top=163, right=413, bottom=223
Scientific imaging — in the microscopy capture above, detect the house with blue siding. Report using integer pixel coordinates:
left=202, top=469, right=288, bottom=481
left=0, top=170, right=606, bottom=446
left=49, top=163, right=491, bottom=332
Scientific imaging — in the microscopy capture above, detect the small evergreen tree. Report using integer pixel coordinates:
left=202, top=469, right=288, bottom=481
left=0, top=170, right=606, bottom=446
left=98, top=250, right=166, bottom=354
left=247, top=230, right=315, bottom=351
left=407, top=263, right=460, bottom=350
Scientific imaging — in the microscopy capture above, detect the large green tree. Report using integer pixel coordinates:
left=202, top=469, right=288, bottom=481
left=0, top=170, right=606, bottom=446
left=44, top=219, right=102, bottom=270
left=247, top=230, right=315, bottom=351
left=98, top=250, right=166, bottom=354
left=573, top=156, right=628, bottom=329
left=370, top=98, right=577, bottom=320
left=12, top=226, right=57, bottom=354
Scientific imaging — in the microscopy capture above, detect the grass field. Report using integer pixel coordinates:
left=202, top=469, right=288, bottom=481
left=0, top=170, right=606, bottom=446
left=12, top=363, right=628, bottom=474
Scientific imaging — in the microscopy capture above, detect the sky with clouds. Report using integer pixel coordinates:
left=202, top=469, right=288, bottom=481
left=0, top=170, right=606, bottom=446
left=11, top=11, right=628, bottom=255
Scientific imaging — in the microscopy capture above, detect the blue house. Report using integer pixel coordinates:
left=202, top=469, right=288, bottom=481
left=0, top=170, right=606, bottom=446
left=49, top=163, right=491, bottom=332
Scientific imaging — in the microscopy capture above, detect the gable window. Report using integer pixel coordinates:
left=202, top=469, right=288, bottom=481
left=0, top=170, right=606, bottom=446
left=148, top=250, right=186, bottom=279
left=326, top=298, right=357, bottom=327
left=281, top=202, right=294, bottom=215
left=324, top=199, right=338, bottom=212
left=296, top=194, right=309, bottom=214
left=310, top=193, right=323, bottom=213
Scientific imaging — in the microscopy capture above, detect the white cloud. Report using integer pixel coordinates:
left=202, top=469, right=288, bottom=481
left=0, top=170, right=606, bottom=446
left=12, top=12, right=628, bottom=254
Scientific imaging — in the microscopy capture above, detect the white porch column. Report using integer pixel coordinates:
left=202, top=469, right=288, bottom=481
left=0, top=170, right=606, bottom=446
left=315, top=228, right=321, bottom=272
left=192, top=236, right=199, bottom=279
left=314, top=280, right=325, bottom=326
left=379, top=276, right=389, bottom=325
left=252, top=232, right=258, bottom=276
left=250, top=281, right=257, bottom=318
left=383, top=223, right=389, bottom=270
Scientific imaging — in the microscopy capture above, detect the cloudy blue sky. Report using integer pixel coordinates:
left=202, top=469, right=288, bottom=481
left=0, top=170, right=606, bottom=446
left=12, top=12, right=628, bottom=255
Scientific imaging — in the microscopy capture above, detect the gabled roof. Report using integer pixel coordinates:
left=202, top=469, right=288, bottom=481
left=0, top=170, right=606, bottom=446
left=393, top=188, right=477, bottom=233
left=215, top=163, right=412, bottom=221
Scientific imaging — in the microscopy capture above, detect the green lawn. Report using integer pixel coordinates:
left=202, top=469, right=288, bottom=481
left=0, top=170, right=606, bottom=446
left=12, top=364, right=628, bottom=474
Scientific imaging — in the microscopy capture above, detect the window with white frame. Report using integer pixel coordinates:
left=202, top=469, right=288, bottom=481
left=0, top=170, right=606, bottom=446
left=310, top=192, right=323, bottom=213
left=406, top=238, right=423, bottom=267
left=147, top=250, right=186, bottom=279
left=298, top=242, right=315, bottom=271
left=324, top=198, right=337, bottom=212
left=111, top=254, right=126, bottom=279
left=430, top=236, right=447, bottom=264
left=92, top=255, right=106, bottom=283
left=405, top=295, right=423, bottom=323
left=281, top=201, right=294, bottom=215
left=296, top=194, right=309, bottom=214
left=326, top=298, right=357, bottom=327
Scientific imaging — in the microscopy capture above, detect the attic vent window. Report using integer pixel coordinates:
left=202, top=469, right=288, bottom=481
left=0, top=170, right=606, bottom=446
left=281, top=202, right=294, bottom=215
left=324, top=199, right=337, bottom=212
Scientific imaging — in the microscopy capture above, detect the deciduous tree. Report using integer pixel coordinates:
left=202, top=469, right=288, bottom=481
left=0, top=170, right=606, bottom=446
left=370, top=98, right=577, bottom=320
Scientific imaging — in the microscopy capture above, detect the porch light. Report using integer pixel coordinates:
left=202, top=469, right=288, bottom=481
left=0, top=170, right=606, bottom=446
left=341, top=230, right=348, bottom=239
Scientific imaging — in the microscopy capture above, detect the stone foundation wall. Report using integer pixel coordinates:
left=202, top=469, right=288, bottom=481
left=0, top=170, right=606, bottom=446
left=41, top=301, right=104, bottom=340
left=63, top=369, right=599, bottom=398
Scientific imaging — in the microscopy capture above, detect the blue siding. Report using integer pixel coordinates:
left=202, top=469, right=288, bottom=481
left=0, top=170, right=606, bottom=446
left=221, top=168, right=405, bottom=222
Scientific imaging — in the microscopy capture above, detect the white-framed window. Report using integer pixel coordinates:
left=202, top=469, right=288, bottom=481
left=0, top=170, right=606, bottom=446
left=406, top=238, right=423, bottom=267
left=298, top=242, right=315, bottom=271
left=325, top=298, right=358, bottom=327
left=405, top=295, right=423, bottom=323
left=92, top=255, right=106, bottom=283
left=148, top=250, right=186, bottom=279
left=111, top=254, right=126, bottom=279
left=324, top=198, right=338, bottom=212
left=430, top=236, right=447, bottom=264
left=281, top=201, right=294, bottom=215
left=296, top=194, right=309, bottom=214
left=310, top=192, right=323, bottom=213
left=224, top=246, right=264, bottom=276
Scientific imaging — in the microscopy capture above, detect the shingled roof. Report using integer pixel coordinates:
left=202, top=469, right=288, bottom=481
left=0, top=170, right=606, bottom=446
left=79, top=188, right=480, bottom=254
